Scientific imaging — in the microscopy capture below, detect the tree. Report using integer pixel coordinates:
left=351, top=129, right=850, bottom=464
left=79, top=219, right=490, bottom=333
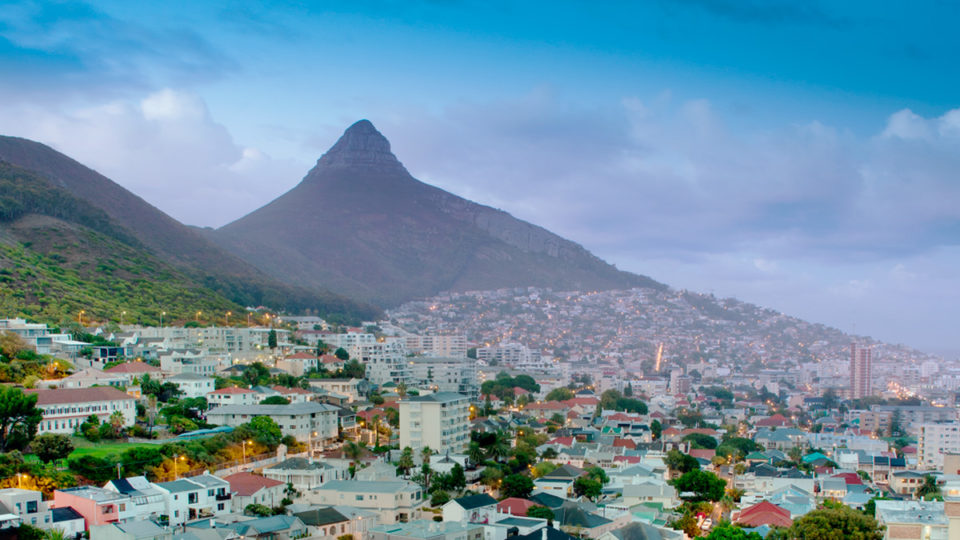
left=573, top=476, right=603, bottom=501
left=267, top=329, right=278, bottom=350
left=397, top=447, right=415, bottom=477
left=533, top=461, right=558, bottom=478
left=527, top=505, right=555, bottom=522
left=241, top=417, right=282, bottom=448
left=683, top=433, right=718, bottom=449
left=430, top=490, right=450, bottom=506
left=822, top=389, right=839, bottom=410
left=0, top=387, right=42, bottom=451
left=702, top=522, right=763, bottom=540
left=449, top=464, right=467, bottom=491
left=772, top=506, right=883, bottom=540
left=502, top=474, right=534, bottom=498
left=586, top=466, right=609, bottom=485
left=672, top=470, right=726, bottom=502
left=260, top=396, right=291, bottom=405
left=665, top=450, right=701, bottom=474
left=334, top=347, right=350, bottom=361
left=480, top=467, right=503, bottom=489
left=624, top=383, right=633, bottom=397
left=468, top=442, right=485, bottom=466
left=245, top=504, right=274, bottom=517
left=30, top=434, right=74, bottom=463
left=0, top=331, right=26, bottom=359
left=651, top=419, right=663, bottom=440
left=917, top=475, right=941, bottom=500
left=544, top=388, right=574, bottom=402
left=487, top=431, right=510, bottom=462
left=342, top=359, right=365, bottom=379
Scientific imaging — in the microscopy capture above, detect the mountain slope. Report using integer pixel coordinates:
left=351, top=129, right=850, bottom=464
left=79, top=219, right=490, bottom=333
left=0, top=161, right=242, bottom=324
left=0, top=136, right=380, bottom=322
left=211, top=120, right=663, bottom=306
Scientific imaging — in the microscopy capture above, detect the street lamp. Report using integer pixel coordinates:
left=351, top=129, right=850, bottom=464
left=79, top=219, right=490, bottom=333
left=174, top=455, right=186, bottom=479
left=79, top=310, right=85, bottom=325
left=243, top=440, right=252, bottom=464
left=196, top=311, right=202, bottom=322
left=225, top=311, right=231, bottom=326
left=17, top=473, right=27, bottom=488
left=247, top=312, right=252, bottom=326
left=120, top=311, right=126, bottom=326
left=161, top=311, right=165, bottom=328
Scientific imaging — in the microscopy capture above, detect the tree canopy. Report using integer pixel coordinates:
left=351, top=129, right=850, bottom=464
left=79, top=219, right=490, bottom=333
left=672, top=469, right=726, bottom=502
left=0, top=387, right=42, bottom=451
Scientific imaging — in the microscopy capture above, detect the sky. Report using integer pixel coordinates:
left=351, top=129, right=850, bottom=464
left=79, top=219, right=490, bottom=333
left=0, top=1, right=957, bottom=355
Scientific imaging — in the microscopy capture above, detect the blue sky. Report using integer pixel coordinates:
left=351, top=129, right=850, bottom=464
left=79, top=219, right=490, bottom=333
left=1, top=1, right=958, bottom=354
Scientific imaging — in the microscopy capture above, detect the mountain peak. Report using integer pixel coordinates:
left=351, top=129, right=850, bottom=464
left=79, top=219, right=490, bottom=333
left=317, top=119, right=405, bottom=172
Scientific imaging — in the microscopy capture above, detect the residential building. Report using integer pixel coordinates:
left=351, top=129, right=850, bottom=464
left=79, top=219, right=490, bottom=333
left=307, top=480, right=424, bottom=524
left=0, top=488, right=51, bottom=529
left=152, top=474, right=231, bottom=526
left=534, top=464, right=585, bottom=498
left=875, top=500, right=947, bottom=540
left=369, top=520, right=484, bottom=540
left=50, top=507, right=86, bottom=538
left=28, top=387, right=136, bottom=436
left=207, top=387, right=259, bottom=408
left=206, top=403, right=339, bottom=447
left=166, top=373, right=215, bottom=399
left=276, top=353, right=319, bottom=377
left=850, top=343, right=872, bottom=400
left=889, top=471, right=936, bottom=497
left=407, top=357, right=479, bottom=398
left=404, top=334, right=468, bottom=358
left=441, top=494, right=498, bottom=524
left=219, top=515, right=308, bottom=540
left=919, top=423, right=960, bottom=470
left=399, top=392, right=470, bottom=452
left=158, top=350, right=220, bottom=376
left=90, top=520, right=172, bottom=540
left=52, top=487, right=130, bottom=529
left=264, top=457, right=348, bottom=492
left=223, top=472, right=285, bottom=513
left=307, top=378, right=363, bottom=403
left=103, top=477, right=166, bottom=522
left=292, top=507, right=368, bottom=540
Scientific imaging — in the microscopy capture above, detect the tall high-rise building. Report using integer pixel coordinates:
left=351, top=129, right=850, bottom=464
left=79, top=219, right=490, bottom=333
left=850, top=343, right=872, bottom=399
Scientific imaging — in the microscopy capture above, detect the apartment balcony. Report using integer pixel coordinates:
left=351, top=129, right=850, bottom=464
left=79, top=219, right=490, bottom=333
left=216, top=493, right=232, bottom=501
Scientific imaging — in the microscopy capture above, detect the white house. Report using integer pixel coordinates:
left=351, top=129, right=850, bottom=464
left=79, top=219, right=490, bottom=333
left=28, top=388, right=136, bottom=435
left=206, top=403, right=339, bottom=447
left=223, top=472, right=285, bottom=513
left=166, top=373, right=215, bottom=399
left=153, top=474, right=231, bottom=526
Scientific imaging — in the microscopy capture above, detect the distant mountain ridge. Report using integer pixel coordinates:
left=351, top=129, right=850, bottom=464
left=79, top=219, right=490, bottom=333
left=209, top=120, right=663, bottom=306
left=0, top=136, right=380, bottom=324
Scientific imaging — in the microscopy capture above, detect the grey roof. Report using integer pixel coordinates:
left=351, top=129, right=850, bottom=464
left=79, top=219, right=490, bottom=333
left=58, top=486, right=128, bottom=502
left=51, top=507, right=83, bottom=523
left=607, top=522, right=683, bottom=540
left=553, top=506, right=611, bottom=529
left=266, top=457, right=334, bottom=471
left=209, top=402, right=339, bottom=415
left=369, top=520, right=481, bottom=538
left=113, top=520, right=168, bottom=539
left=188, top=474, right=229, bottom=488
left=168, top=373, right=212, bottom=381
left=405, top=392, right=467, bottom=403
left=452, top=493, right=497, bottom=510
left=542, top=464, right=584, bottom=480
left=293, top=507, right=349, bottom=526
left=156, top=479, right=204, bottom=493
left=515, top=526, right=578, bottom=540
left=495, top=517, right=542, bottom=527
left=315, top=480, right=419, bottom=493
left=222, top=515, right=303, bottom=535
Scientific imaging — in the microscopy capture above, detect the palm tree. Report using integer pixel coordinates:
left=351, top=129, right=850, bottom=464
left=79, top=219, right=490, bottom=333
left=396, top=382, right=407, bottom=398
left=467, top=441, right=485, bottom=467
left=487, top=431, right=510, bottom=462
left=343, top=441, right=365, bottom=476
left=109, top=411, right=125, bottom=438
left=420, top=446, right=433, bottom=465
left=397, top=447, right=415, bottom=477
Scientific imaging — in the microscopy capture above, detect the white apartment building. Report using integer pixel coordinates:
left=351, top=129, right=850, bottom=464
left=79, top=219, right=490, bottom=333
left=477, top=343, right=537, bottom=365
left=919, top=422, right=960, bottom=470
left=399, top=392, right=470, bottom=452
left=206, top=403, right=339, bottom=447
left=153, top=474, right=232, bottom=526
left=404, top=334, right=468, bottom=358
left=308, top=480, right=424, bottom=524
left=134, top=326, right=290, bottom=354
left=28, top=387, right=136, bottom=435
left=166, top=373, right=215, bottom=399
left=158, top=350, right=222, bottom=376
left=356, top=338, right=410, bottom=386
left=407, top=357, right=478, bottom=398
left=206, top=386, right=259, bottom=408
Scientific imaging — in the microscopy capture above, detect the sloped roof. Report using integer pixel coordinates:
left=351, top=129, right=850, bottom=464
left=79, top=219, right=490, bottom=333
left=737, top=501, right=792, bottom=528
left=224, top=472, right=284, bottom=496
left=453, top=493, right=498, bottom=510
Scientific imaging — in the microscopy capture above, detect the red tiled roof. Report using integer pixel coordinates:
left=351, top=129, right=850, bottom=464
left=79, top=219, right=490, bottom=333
left=27, top=387, right=135, bottom=405
left=497, top=498, right=537, bottom=516
left=562, top=397, right=600, bottom=407
left=210, top=387, right=256, bottom=395
left=756, top=414, right=792, bottom=427
left=527, top=401, right=567, bottom=411
left=689, top=449, right=716, bottom=460
left=320, top=355, right=342, bottom=364
left=901, top=446, right=917, bottom=454
left=104, top=362, right=160, bottom=374
left=682, top=428, right=719, bottom=437
left=285, top=352, right=317, bottom=360
left=613, top=438, right=637, bottom=450
left=548, top=437, right=574, bottom=447
left=224, top=472, right=284, bottom=496
left=514, top=387, right=530, bottom=396
left=737, top=501, right=792, bottom=528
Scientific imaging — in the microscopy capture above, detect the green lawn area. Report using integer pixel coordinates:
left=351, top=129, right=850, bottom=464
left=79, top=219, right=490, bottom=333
left=68, top=437, right=158, bottom=459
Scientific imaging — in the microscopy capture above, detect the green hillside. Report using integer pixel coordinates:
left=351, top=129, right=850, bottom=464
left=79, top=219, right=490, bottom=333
left=0, top=161, right=241, bottom=325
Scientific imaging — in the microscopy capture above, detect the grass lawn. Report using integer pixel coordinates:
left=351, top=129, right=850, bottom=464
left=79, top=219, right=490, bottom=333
left=68, top=437, right=158, bottom=459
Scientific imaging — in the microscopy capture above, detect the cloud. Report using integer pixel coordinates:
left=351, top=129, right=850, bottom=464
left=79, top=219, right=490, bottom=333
left=0, top=89, right=304, bottom=227
left=0, top=1, right=233, bottom=101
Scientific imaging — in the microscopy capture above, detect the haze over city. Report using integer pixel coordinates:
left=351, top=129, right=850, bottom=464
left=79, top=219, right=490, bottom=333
left=0, top=1, right=957, bottom=353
